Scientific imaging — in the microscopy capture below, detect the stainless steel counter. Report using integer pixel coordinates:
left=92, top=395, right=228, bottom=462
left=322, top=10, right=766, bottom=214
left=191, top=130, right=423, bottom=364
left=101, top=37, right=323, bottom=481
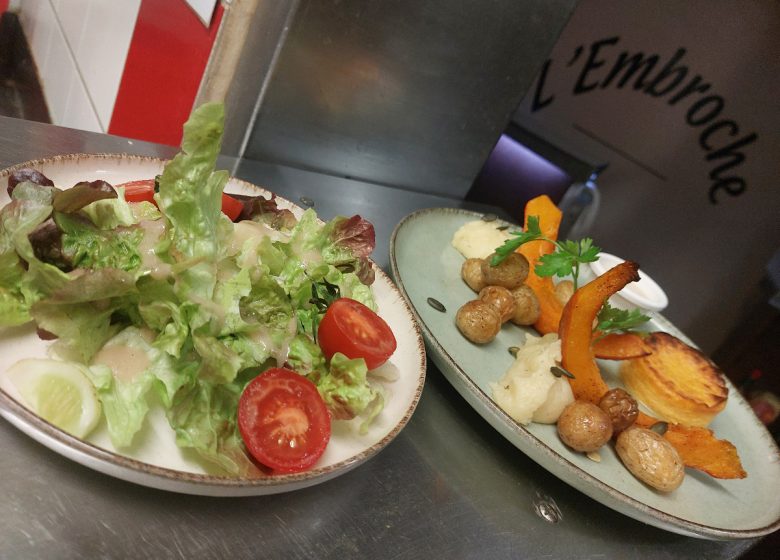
left=0, top=116, right=760, bottom=559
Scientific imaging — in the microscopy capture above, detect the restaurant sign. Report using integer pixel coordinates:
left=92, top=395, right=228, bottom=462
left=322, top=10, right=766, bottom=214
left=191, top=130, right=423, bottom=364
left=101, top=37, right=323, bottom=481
left=512, top=0, right=780, bottom=353
left=530, top=36, right=758, bottom=205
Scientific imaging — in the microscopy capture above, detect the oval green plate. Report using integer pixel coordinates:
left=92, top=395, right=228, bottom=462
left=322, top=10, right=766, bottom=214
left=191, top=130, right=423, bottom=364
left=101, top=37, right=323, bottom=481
left=389, top=207, right=780, bottom=540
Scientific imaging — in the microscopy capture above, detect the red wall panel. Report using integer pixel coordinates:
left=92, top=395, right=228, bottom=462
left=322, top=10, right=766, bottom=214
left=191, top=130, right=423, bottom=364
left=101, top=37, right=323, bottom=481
left=109, top=0, right=223, bottom=146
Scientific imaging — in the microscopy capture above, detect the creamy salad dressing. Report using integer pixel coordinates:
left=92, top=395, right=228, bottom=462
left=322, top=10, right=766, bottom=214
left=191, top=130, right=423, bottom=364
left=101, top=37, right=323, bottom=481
left=91, top=328, right=155, bottom=382
left=92, top=344, right=151, bottom=383
left=287, top=234, right=323, bottom=268
left=189, top=293, right=228, bottom=325
left=299, top=249, right=324, bottom=267
left=247, top=315, right=298, bottom=366
left=138, top=219, right=172, bottom=279
left=229, top=220, right=291, bottom=268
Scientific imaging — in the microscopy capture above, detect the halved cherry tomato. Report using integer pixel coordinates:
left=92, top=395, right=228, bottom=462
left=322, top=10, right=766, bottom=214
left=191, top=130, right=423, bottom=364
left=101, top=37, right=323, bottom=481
left=114, top=179, right=245, bottom=221
left=116, top=179, right=156, bottom=204
left=221, top=192, right=244, bottom=221
left=237, top=367, right=331, bottom=472
left=317, top=298, right=397, bottom=370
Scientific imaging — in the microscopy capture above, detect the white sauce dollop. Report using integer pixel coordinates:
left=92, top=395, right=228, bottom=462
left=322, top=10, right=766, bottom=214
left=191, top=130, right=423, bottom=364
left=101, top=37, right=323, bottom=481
left=451, top=220, right=512, bottom=260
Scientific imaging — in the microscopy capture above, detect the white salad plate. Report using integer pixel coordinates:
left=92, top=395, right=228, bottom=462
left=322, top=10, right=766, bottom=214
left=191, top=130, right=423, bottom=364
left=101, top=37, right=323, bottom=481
left=389, top=207, right=780, bottom=540
left=0, top=154, right=426, bottom=496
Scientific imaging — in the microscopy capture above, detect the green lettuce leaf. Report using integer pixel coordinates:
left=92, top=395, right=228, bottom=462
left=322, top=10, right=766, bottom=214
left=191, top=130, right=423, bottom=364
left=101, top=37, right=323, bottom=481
left=10, top=181, right=57, bottom=204
left=166, top=377, right=260, bottom=476
left=0, top=290, right=29, bottom=326
left=136, top=276, right=189, bottom=358
left=316, top=353, right=383, bottom=430
left=278, top=210, right=376, bottom=310
left=221, top=332, right=273, bottom=371
left=82, top=188, right=143, bottom=229
left=156, top=102, right=230, bottom=321
left=333, top=267, right=376, bottom=310
left=130, top=201, right=162, bottom=223
left=211, top=262, right=252, bottom=336
left=55, top=212, right=143, bottom=272
left=244, top=232, right=287, bottom=276
left=157, top=102, right=228, bottom=261
left=192, top=333, right=243, bottom=384
left=86, top=327, right=186, bottom=448
left=288, top=333, right=327, bottom=382
left=30, top=268, right=138, bottom=362
left=0, top=221, right=29, bottom=325
left=0, top=189, right=70, bottom=318
left=285, top=209, right=327, bottom=264
left=239, top=274, right=294, bottom=331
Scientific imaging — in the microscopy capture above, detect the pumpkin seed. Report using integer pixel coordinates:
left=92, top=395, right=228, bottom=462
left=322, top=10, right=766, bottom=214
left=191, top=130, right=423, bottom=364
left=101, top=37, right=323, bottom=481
left=586, top=451, right=602, bottom=463
left=650, top=422, right=669, bottom=436
left=550, top=366, right=576, bottom=379
left=427, top=297, right=446, bottom=312
left=481, top=213, right=497, bottom=222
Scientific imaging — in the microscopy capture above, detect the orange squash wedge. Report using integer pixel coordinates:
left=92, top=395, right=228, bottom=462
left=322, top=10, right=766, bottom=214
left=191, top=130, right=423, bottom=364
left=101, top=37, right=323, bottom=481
left=517, top=195, right=564, bottom=335
left=558, top=261, right=745, bottom=479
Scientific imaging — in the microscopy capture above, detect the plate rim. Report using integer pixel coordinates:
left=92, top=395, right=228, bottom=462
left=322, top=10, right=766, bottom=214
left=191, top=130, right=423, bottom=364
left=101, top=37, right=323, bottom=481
left=389, top=206, right=780, bottom=540
left=0, top=153, right=427, bottom=495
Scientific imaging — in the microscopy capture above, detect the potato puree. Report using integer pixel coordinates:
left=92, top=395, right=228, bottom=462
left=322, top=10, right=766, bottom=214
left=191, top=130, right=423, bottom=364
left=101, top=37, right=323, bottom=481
left=451, top=220, right=511, bottom=259
left=490, top=333, right=574, bottom=425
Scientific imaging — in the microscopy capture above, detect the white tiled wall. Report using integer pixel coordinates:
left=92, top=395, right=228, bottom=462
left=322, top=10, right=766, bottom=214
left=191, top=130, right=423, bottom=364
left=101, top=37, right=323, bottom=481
left=18, top=0, right=141, bottom=132
left=184, top=0, right=218, bottom=26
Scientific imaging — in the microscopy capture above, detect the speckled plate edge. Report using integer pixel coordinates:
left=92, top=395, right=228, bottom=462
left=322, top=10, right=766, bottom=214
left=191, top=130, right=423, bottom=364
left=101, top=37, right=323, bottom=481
left=389, top=206, right=780, bottom=540
left=0, top=153, right=427, bottom=497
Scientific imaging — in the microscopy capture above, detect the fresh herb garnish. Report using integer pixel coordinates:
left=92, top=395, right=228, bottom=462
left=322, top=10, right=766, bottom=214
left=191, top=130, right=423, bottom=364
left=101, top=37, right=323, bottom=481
left=492, top=215, right=650, bottom=333
left=490, top=215, right=600, bottom=289
left=491, top=215, right=543, bottom=261
left=595, top=301, right=650, bottom=336
left=309, top=278, right=341, bottom=312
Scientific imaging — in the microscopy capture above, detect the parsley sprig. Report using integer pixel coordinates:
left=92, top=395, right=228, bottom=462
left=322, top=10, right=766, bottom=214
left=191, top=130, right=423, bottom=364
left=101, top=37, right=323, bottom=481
left=490, top=216, right=650, bottom=334
left=595, top=301, right=650, bottom=336
left=490, top=215, right=600, bottom=289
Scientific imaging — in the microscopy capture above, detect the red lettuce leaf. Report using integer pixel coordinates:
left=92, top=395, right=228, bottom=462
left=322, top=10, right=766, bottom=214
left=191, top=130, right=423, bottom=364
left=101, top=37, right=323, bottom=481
left=330, top=215, right=375, bottom=258
left=239, top=193, right=297, bottom=230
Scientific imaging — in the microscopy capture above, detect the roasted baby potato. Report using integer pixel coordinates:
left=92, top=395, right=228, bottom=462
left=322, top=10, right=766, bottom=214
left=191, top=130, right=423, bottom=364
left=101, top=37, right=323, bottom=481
left=598, top=388, right=639, bottom=433
left=456, top=300, right=501, bottom=344
left=478, top=285, right=516, bottom=323
left=461, top=258, right=487, bottom=292
left=509, top=285, right=540, bottom=326
left=616, top=426, right=685, bottom=492
left=557, top=400, right=613, bottom=453
left=481, top=252, right=529, bottom=289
